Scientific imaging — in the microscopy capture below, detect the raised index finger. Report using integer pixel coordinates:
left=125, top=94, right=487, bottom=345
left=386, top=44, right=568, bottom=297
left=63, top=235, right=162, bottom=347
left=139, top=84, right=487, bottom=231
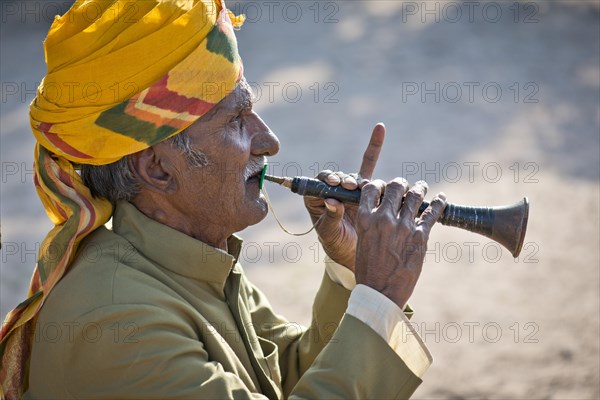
left=358, top=123, right=386, bottom=181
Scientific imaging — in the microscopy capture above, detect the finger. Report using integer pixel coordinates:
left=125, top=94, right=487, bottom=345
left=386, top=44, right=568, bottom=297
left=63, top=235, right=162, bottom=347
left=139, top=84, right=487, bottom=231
left=326, top=174, right=341, bottom=186
left=379, top=178, right=408, bottom=216
left=316, top=170, right=333, bottom=180
left=304, top=195, right=344, bottom=228
left=358, top=178, right=371, bottom=189
left=399, top=180, right=428, bottom=221
left=418, top=193, right=447, bottom=234
left=349, top=172, right=364, bottom=189
left=359, top=179, right=385, bottom=214
left=358, top=123, right=386, bottom=181
left=317, top=170, right=341, bottom=186
left=340, top=173, right=358, bottom=191
left=319, top=198, right=345, bottom=228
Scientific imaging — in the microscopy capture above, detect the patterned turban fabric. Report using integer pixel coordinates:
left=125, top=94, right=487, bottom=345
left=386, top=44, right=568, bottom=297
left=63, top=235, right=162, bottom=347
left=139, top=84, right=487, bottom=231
left=0, top=0, right=244, bottom=397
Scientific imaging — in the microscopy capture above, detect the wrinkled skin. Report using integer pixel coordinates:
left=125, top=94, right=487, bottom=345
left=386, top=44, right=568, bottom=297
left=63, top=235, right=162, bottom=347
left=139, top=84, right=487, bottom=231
left=129, top=81, right=279, bottom=250
left=130, top=80, right=446, bottom=308
left=304, top=124, right=446, bottom=308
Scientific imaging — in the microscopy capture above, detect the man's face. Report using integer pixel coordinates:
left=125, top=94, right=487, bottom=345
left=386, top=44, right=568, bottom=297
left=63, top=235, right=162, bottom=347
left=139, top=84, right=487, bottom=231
left=168, top=81, right=280, bottom=242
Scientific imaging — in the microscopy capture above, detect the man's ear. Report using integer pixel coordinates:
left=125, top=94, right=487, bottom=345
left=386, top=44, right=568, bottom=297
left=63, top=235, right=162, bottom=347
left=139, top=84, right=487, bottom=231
left=128, top=143, right=179, bottom=194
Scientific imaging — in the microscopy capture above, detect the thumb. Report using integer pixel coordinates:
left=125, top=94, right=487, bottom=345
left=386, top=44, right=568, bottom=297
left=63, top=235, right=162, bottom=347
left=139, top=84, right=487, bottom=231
left=319, top=198, right=345, bottom=231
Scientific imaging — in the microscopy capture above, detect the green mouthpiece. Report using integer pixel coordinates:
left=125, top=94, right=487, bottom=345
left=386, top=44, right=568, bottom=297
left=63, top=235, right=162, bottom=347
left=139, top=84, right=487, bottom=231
left=259, top=164, right=268, bottom=189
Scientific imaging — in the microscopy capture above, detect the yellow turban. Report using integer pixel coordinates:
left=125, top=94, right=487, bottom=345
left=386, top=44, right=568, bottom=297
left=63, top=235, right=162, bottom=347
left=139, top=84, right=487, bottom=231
left=0, top=1, right=244, bottom=397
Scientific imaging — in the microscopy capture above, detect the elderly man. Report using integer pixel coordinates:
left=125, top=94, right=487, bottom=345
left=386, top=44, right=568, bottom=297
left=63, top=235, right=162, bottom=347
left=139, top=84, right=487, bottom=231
left=0, top=0, right=446, bottom=398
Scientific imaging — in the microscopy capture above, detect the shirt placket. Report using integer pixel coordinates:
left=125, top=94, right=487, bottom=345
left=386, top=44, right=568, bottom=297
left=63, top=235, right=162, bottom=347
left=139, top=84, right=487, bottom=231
left=224, top=269, right=281, bottom=400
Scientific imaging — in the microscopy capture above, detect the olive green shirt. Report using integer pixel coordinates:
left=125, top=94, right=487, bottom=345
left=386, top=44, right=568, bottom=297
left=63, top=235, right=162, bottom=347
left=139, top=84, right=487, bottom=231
left=25, top=201, right=422, bottom=399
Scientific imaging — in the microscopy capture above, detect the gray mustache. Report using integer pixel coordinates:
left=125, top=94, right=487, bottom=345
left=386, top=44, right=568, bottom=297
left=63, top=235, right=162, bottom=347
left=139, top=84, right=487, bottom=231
left=243, top=157, right=267, bottom=181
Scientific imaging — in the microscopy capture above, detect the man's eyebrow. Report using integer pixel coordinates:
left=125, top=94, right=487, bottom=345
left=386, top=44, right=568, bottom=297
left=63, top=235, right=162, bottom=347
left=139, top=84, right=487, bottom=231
left=220, top=82, right=255, bottom=115
left=235, top=88, right=255, bottom=112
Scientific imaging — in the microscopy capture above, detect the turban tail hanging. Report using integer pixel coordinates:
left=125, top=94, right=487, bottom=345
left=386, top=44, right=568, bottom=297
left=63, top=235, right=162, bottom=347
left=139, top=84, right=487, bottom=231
left=0, top=0, right=244, bottom=397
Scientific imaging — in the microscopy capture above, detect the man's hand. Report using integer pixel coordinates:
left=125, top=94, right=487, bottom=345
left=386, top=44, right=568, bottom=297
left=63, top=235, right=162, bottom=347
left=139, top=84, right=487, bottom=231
left=303, top=123, right=385, bottom=271
left=355, top=179, right=446, bottom=309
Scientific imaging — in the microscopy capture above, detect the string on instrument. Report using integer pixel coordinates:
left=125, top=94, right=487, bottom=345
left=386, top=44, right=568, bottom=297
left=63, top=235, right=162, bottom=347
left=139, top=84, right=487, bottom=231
left=261, top=185, right=315, bottom=236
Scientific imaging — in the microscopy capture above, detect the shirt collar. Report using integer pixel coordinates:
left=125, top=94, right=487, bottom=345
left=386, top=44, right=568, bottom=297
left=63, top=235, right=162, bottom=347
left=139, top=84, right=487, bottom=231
left=112, top=201, right=243, bottom=289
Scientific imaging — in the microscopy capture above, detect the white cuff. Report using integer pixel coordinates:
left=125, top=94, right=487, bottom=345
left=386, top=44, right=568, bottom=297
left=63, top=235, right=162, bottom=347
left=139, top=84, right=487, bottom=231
left=346, top=284, right=433, bottom=378
left=324, top=255, right=356, bottom=290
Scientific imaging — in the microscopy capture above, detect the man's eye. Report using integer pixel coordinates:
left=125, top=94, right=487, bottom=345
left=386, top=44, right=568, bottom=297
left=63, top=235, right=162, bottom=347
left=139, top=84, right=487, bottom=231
left=229, top=115, right=242, bottom=126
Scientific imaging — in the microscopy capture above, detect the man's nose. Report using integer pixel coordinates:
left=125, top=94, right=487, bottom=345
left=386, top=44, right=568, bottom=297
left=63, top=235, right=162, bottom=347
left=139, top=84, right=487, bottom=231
left=250, top=112, right=280, bottom=156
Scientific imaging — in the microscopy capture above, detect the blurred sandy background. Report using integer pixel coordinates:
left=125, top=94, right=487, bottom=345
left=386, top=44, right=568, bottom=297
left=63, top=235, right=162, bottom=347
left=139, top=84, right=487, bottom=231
left=1, top=0, right=599, bottom=398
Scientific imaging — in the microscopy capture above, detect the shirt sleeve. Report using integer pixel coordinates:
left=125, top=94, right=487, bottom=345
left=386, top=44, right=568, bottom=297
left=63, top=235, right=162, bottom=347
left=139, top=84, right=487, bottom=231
left=324, top=255, right=356, bottom=290
left=324, top=256, right=433, bottom=378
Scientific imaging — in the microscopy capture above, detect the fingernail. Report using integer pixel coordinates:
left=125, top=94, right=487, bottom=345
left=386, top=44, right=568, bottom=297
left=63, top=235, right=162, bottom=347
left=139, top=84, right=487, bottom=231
left=324, top=199, right=336, bottom=211
left=344, top=176, right=358, bottom=187
left=327, top=175, right=341, bottom=185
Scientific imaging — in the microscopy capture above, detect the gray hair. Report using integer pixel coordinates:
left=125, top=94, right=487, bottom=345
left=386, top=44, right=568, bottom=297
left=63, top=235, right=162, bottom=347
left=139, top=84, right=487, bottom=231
left=81, top=130, right=208, bottom=202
